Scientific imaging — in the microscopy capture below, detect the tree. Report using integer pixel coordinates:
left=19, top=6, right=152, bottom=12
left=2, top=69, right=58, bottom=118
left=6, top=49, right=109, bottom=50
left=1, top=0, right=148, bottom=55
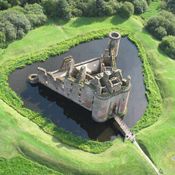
left=132, top=0, right=148, bottom=14
left=118, top=1, right=134, bottom=18
left=4, top=21, right=17, bottom=41
left=41, top=0, right=59, bottom=17
left=4, top=10, right=31, bottom=33
left=159, top=36, right=175, bottom=59
left=154, top=26, right=167, bottom=40
left=83, top=0, right=96, bottom=17
left=0, top=0, right=11, bottom=10
left=0, top=4, right=46, bottom=45
left=166, top=0, right=175, bottom=14
left=146, top=11, right=175, bottom=40
left=96, top=0, right=106, bottom=16
left=0, top=31, right=6, bottom=47
left=57, top=0, right=71, bottom=20
left=24, top=3, right=47, bottom=27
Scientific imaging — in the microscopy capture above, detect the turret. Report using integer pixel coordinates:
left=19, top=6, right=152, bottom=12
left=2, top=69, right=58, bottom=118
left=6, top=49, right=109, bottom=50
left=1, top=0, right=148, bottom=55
left=103, top=32, right=121, bottom=68
left=108, top=32, right=121, bottom=67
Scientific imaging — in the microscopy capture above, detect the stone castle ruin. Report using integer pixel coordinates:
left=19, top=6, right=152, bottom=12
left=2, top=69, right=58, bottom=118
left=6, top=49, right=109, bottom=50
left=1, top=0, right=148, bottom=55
left=29, top=32, right=131, bottom=123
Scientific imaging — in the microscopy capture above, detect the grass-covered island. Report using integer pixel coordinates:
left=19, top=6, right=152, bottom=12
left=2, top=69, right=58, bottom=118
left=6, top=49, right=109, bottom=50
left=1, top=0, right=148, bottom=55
left=0, top=0, right=175, bottom=175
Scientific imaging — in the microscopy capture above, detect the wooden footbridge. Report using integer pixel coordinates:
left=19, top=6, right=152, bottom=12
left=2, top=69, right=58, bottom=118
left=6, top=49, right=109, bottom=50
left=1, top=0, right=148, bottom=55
left=113, top=115, right=135, bottom=142
left=113, top=115, right=160, bottom=175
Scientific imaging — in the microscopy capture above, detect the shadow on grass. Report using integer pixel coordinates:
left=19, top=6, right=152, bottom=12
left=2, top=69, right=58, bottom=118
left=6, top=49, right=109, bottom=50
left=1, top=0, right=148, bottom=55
left=137, top=140, right=164, bottom=174
left=137, top=139, right=155, bottom=164
left=70, top=16, right=126, bottom=28
left=46, top=18, right=70, bottom=26
left=70, top=17, right=108, bottom=27
left=110, top=16, right=127, bottom=25
left=158, top=46, right=175, bottom=61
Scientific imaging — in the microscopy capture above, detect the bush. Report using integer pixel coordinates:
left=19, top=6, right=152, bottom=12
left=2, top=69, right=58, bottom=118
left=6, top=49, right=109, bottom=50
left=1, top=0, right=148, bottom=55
left=159, top=36, right=175, bottom=59
left=146, top=11, right=175, bottom=40
left=118, top=1, right=134, bottom=18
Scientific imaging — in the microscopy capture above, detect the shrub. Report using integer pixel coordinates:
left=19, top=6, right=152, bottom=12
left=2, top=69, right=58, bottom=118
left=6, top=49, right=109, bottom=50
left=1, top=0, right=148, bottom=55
left=159, top=36, right=175, bottom=59
left=118, top=1, right=134, bottom=18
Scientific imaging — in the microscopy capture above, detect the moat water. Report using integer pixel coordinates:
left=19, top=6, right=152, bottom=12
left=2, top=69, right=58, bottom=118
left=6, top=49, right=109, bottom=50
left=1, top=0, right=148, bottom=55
left=9, top=37, right=147, bottom=141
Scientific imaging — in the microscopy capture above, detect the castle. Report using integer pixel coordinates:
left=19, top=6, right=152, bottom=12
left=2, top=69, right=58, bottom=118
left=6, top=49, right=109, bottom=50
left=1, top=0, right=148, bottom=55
left=29, top=32, right=131, bottom=122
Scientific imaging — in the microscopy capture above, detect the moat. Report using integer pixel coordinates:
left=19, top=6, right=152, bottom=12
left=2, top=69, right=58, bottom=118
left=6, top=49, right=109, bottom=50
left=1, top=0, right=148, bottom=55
left=9, top=37, right=147, bottom=141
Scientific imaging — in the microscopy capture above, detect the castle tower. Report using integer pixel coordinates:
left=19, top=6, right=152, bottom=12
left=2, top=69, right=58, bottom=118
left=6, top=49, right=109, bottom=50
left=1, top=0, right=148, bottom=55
left=108, top=32, right=121, bottom=67
left=103, top=32, right=121, bottom=68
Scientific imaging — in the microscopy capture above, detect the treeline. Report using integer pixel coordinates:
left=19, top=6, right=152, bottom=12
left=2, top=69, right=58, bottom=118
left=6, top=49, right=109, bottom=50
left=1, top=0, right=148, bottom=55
left=145, top=1, right=175, bottom=59
left=161, top=0, right=175, bottom=14
left=41, top=0, right=151, bottom=19
left=0, top=0, right=151, bottom=48
left=146, top=0, right=175, bottom=40
left=159, top=36, right=175, bottom=59
left=0, top=3, right=46, bottom=48
left=0, top=0, right=151, bottom=18
left=146, top=11, right=175, bottom=40
left=0, top=0, right=41, bottom=10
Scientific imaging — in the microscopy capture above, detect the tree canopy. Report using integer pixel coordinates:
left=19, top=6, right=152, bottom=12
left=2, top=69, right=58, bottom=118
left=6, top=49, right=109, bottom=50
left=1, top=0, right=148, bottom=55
left=159, top=35, right=175, bottom=59
left=0, top=4, right=46, bottom=47
left=146, top=11, right=175, bottom=40
left=118, top=1, right=134, bottom=18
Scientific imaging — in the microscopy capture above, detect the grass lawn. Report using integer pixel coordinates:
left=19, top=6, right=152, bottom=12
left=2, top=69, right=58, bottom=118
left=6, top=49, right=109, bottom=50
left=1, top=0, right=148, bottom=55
left=141, top=0, right=161, bottom=21
left=0, top=99, right=156, bottom=175
left=0, top=0, right=175, bottom=174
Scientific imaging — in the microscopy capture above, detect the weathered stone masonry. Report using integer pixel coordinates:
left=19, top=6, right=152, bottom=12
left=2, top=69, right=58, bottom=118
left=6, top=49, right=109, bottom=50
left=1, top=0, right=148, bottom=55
left=29, top=32, right=131, bottom=122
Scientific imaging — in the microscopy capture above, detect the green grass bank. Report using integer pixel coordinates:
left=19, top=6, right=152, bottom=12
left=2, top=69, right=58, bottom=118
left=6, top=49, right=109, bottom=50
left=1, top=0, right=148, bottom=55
left=0, top=1, right=175, bottom=174
left=0, top=26, right=162, bottom=153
